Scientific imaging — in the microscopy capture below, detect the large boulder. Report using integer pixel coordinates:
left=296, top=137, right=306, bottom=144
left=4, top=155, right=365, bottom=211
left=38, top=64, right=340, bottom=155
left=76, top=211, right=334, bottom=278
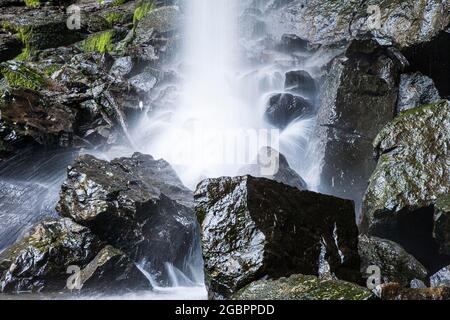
left=0, top=218, right=149, bottom=293
left=57, top=152, right=199, bottom=284
left=194, top=175, right=361, bottom=299
left=307, top=39, right=403, bottom=219
left=237, top=146, right=307, bottom=190
left=267, top=0, right=450, bottom=48
left=397, top=72, right=441, bottom=113
left=362, top=100, right=450, bottom=273
left=284, top=70, right=317, bottom=99
left=0, top=218, right=102, bottom=293
left=233, top=274, right=373, bottom=300
left=358, top=235, right=428, bottom=287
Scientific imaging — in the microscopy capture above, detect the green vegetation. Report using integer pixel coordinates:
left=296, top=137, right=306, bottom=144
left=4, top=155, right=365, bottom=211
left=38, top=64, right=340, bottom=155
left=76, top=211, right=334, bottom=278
left=112, top=0, right=126, bottom=6
left=24, top=0, right=40, bottom=8
left=80, top=30, right=114, bottom=53
left=105, top=12, right=125, bottom=26
left=1, top=23, right=35, bottom=60
left=133, top=1, right=154, bottom=25
left=0, top=61, right=48, bottom=90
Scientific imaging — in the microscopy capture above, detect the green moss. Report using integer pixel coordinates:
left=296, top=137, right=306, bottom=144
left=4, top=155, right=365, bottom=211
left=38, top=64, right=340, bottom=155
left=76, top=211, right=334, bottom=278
left=105, top=12, right=125, bottom=26
left=133, top=1, right=154, bottom=25
left=1, top=23, right=35, bottom=61
left=0, top=61, right=48, bottom=90
left=24, top=0, right=40, bottom=7
left=112, top=0, right=126, bottom=6
left=80, top=30, right=114, bottom=53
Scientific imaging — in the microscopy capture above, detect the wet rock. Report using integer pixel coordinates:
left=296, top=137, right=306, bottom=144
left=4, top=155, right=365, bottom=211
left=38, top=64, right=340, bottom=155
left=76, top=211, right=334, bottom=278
left=0, top=218, right=103, bottom=293
left=128, top=71, right=157, bottom=94
left=430, top=265, right=450, bottom=288
left=358, top=235, right=428, bottom=287
left=195, top=175, right=361, bottom=299
left=233, top=274, right=373, bottom=300
left=278, top=34, right=309, bottom=52
left=265, top=93, right=314, bottom=129
left=362, top=100, right=450, bottom=272
left=0, top=33, right=22, bottom=62
left=134, top=5, right=180, bottom=34
left=380, top=283, right=450, bottom=300
left=284, top=70, right=317, bottom=98
left=0, top=88, right=77, bottom=151
left=397, top=72, right=440, bottom=113
left=268, top=0, right=450, bottom=48
left=0, top=7, right=83, bottom=57
left=237, top=146, right=307, bottom=190
left=78, top=245, right=150, bottom=293
left=57, top=152, right=198, bottom=284
left=433, top=194, right=450, bottom=255
left=308, top=39, right=402, bottom=219
left=109, top=56, right=133, bottom=78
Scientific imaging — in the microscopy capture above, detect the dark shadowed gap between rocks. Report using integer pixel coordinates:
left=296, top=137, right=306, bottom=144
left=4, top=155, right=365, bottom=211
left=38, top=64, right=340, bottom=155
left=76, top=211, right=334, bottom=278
left=402, top=31, right=450, bottom=98
left=369, top=206, right=450, bottom=275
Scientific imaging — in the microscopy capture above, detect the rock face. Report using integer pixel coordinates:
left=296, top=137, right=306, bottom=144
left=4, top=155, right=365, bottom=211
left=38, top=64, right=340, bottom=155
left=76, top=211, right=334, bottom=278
left=195, top=175, right=361, bottom=299
left=134, top=5, right=180, bottom=34
left=358, top=235, right=428, bottom=287
left=57, top=152, right=198, bottom=283
left=233, top=274, right=373, bottom=300
left=268, top=0, right=450, bottom=48
left=265, top=93, right=314, bottom=129
left=0, top=33, right=22, bottom=62
left=308, top=39, right=403, bottom=218
left=380, top=283, right=450, bottom=300
left=78, top=245, right=150, bottom=292
left=433, top=194, right=450, bottom=255
left=0, top=218, right=150, bottom=293
left=362, top=100, right=450, bottom=272
left=397, top=72, right=440, bottom=113
left=0, top=218, right=102, bottom=293
left=237, top=147, right=307, bottom=190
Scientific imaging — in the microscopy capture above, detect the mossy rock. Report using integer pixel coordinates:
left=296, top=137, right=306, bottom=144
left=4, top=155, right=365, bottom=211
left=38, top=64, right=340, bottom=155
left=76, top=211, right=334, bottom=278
left=0, top=61, right=48, bottom=90
left=363, top=100, right=450, bottom=232
left=233, top=274, right=373, bottom=300
left=78, top=29, right=126, bottom=53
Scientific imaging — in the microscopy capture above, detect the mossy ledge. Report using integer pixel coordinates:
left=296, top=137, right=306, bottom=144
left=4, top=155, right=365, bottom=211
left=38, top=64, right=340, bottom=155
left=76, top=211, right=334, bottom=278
left=79, top=30, right=115, bottom=53
left=133, top=0, right=154, bottom=25
left=0, top=61, right=48, bottom=90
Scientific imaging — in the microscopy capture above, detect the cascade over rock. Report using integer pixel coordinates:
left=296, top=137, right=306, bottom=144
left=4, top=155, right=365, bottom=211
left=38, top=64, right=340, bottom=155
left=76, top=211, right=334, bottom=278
left=57, top=152, right=198, bottom=284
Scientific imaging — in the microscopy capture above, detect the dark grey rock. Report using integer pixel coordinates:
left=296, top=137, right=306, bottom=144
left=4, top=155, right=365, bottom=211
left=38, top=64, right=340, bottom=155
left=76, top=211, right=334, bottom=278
left=56, top=152, right=198, bottom=284
left=0, top=218, right=103, bottom=293
left=110, top=56, right=133, bottom=79
left=284, top=70, right=317, bottom=98
left=307, top=39, right=402, bottom=219
left=358, top=235, right=428, bottom=287
left=195, top=175, right=361, bottom=299
left=397, top=72, right=441, bottom=113
left=433, top=194, right=450, bottom=255
left=238, top=146, right=307, bottom=190
left=430, top=265, right=450, bottom=288
left=0, top=33, right=22, bottom=62
left=265, top=93, right=314, bottom=129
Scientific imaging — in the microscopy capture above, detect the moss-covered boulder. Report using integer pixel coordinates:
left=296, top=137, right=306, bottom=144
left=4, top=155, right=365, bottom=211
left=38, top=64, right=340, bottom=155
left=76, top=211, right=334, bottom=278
left=233, top=274, right=373, bottom=300
left=362, top=100, right=450, bottom=272
left=358, top=235, right=428, bottom=287
left=268, top=0, right=450, bottom=48
left=78, top=29, right=127, bottom=53
left=195, top=175, right=362, bottom=299
left=0, top=218, right=150, bottom=293
left=0, top=218, right=103, bottom=293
